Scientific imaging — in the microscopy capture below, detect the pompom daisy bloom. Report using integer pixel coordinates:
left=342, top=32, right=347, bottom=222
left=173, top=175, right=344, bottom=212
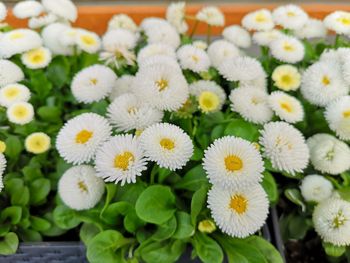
left=272, top=64, right=301, bottom=91
left=242, top=9, right=274, bottom=31
left=144, top=21, right=180, bottom=49
left=222, top=25, right=251, bottom=48
left=28, top=13, right=57, bottom=29
left=268, top=91, right=304, bottom=123
left=109, top=75, right=135, bottom=101
left=177, top=44, right=211, bottom=73
left=95, top=134, right=148, bottom=185
left=189, top=80, right=226, bottom=113
left=42, top=23, right=73, bottom=55
left=76, top=29, right=101, bottom=54
left=102, top=28, right=137, bottom=51
left=166, top=2, right=188, bottom=34
left=260, top=121, right=309, bottom=175
left=7, top=102, right=34, bottom=125
left=0, top=60, right=24, bottom=87
left=138, top=55, right=180, bottom=73
left=229, top=87, right=273, bottom=124
left=71, top=64, right=117, bottom=103
left=137, top=43, right=176, bottom=66
left=207, top=40, right=240, bottom=69
left=108, top=14, right=138, bottom=32
left=21, top=47, right=52, bottom=69
left=270, top=35, right=305, bottom=63
left=0, top=153, right=6, bottom=192
left=107, top=93, right=163, bottom=132
left=196, top=6, right=225, bottom=27
left=272, top=4, right=308, bottom=30
left=252, top=30, right=285, bottom=47
left=300, top=174, right=333, bottom=203
left=13, top=1, right=44, bottom=19
left=325, top=96, right=350, bottom=140
left=294, top=18, right=327, bottom=39
left=324, top=11, right=350, bottom=35
left=25, top=132, right=51, bottom=154
left=139, top=123, right=193, bottom=171
left=307, top=134, right=350, bottom=175
left=203, top=136, right=264, bottom=189
left=207, top=183, right=269, bottom=238
left=58, top=165, right=105, bottom=211
left=0, top=83, right=30, bottom=107
left=42, top=0, right=77, bottom=22
left=56, top=113, right=112, bottom=165
left=313, top=198, right=350, bottom=246
left=193, top=40, right=208, bottom=50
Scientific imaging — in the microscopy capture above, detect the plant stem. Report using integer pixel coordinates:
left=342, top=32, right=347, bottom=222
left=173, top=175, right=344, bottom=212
left=190, top=20, right=199, bottom=38
left=206, top=25, right=212, bottom=44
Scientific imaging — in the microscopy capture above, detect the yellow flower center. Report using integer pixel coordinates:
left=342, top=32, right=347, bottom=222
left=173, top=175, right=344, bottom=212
left=75, top=129, right=93, bottom=144
left=114, top=151, right=135, bottom=171
left=280, top=74, right=293, bottom=86
left=26, top=49, right=45, bottom=64
left=191, top=55, right=199, bottom=63
left=337, top=16, right=350, bottom=26
left=283, top=42, right=295, bottom=52
left=199, top=91, right=219, bottom=113
left=13, top=105, right=29, bottom=119
left=343, top=110, right=350, bottom=118
left=155, top=78, right=169, bottom=92
left=322, top=76, right=330, bottom=86
left=25, top=133, right=51, bottom=154
left=77, top=180, right=89, bottom=193
left=9, top=32, right=24, bottom=40
left=255, top=13, right=267, bottom=23
left=160, top=138, right=175, bottom=150
left=229, top=194, right=248, bottom=214
left=4, top=87, right=20, bottom=99
left=127, top=106, right=138, bottom=114
left=81, top=35, right=97, bottom=46
left=332, top=212, right=347, bottom=229
left=252, top=142, right=261, bottom=151
left=224, top=155, right=243, bottom=172
left=287, top=11, right=296, bottom=17
left=279, top=100, right=293, bottom=113
left=0, top=141, right=6, bottom=153
left=90, top=78, right=98, bottom=85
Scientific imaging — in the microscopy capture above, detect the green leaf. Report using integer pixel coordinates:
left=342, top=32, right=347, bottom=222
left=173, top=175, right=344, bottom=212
left=29, top=178, right=51, bottom=205
left=80, top=223, right=101, bottom=246
left=288, top=214, right=310, bottom=240
left=18, top=229, right=42, bottom=242
left=123, top=209, right=145, bottom=233
left=173, top=212, right=195, bottom=239
left=46, top=56, right=70, bottom=88
left=40, top=212, right=67, bottom=237
left=115, top=181, right=147, bottom=205
left=284, top=188, right=306, bottom=212
left=211, top=124, right=225, bottom=141
left=0, top=232, right=18, bottom=255
left=101, top=201, right=132, bottom=225
left=152, top=216, right=177, bottom=241
left=0, top=206, right=22, bottom=224
left=37, top=106, right=62, bottom=122
left=139, top=239, right=185, bottom=263
left=192, top=232, right=224, bottom=263
left=135, top=185, right=176, bottom=225
left=261, top=171, right=278, bottom=204
left=5, top=178, right=30, bottom=206
left=191, top=185, right=208, bottom=225
left=30, top=70, right=53, bottom=99
left=224, top=119, right=259, bottom=142
left=22, top=164, right=43, bottom=182
left=338, top=187, right=350, bottom=202
left=30, top=216, right=51, bottom=232
left=174, top=165, right=208, bottom=191
left=245, top=236, right=283, bottom=263
left=323, top=242, right=346, bottom=257
left=53, top=205, right=81, bottom=230
left=4, top=136, right=22, bottom=159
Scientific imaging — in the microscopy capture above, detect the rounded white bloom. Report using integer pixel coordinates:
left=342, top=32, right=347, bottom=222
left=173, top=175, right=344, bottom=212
left=108, top=14, right=138, bottom=33
left=0, top=29, right=42, bottom=58
left=109, top=75, right=134, bottom=101
left=56, top=113, right=112, bottom=165
left=177, top=44, right=211, bottom=73
left=25, top=132, right=51, bottom=154
left=141, top=17, right=170, bottom=31
left=307, top=134, right=350, bottom=175
left=144, top=22, right=180, bottom=49
left=28, top=13, right=57, bottom=29
left=207, top=40, right=240, bottom=69
left=300, top=174, right=333, bottom=203
left=71, top=64, right=117, bottom=104
left=325, top=96, right=350, bottom=140
left=196, top=6, right=225, bottom=27
left=138, top=55, right=180, bottom=72
left=203, top=136, right=264, bottom=189
left=107, top=93, right=163, bottom=132
left=252, top=30, right=285, bottom=47
left=0, top=83, right=30, bottom=107
left=0, top=60, right=24, bottom=87
left=21, top=47, right=52, bottom=69
left=222, top=25, right=251, bottom=48
left=242, top=9, right=274, bottom=31
left=230, top=87, right=273, bottom=124
left=42, top=0, right=77, bottom=22
left=60, top=28, right=78, bottom=46
left=272, top=64, right=301, bottom=91
left=294, top=18, right=327, bottom=39
left=58, top=165, right=105, bottom=210
left=208, top=184, right=269, bottom=238
left=270, top=35, right=304, bottom=63
left=102, top=28, right=137, bottom=51
left=268, top=91, right=304, bottom=123
left=324, top=11, right=350, bottom=35
left=76, top=29, right=101, bottom=54
left=139, top=123, right=193, bottom=170
left=137, top=43, right=176, bottom=65
left=95, top=135, right=148, bottom=185
left=42, top=23, right=73, bottom=55
left=166, top=2, right=188, bottom=33
left=0, top=2, right=6, bottom=21
left=0, top=153, right=6, bottom=192
left=13, top=1, right=43, bottom=19
left=313, top=198, right=350, bottom=246
left=272, top=4, right=308, bottom=30
left=301, top=61, right=348, bottom=107
left=7, top=102, right=34, bottom=125
left=192, top=40, right=208, bottom=50
left=260, top=121, right=309, bottom=175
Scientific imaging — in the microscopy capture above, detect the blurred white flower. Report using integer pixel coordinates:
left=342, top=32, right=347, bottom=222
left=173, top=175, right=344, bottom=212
left=108, top=14, right=138, bottom=32
left=294, top=18, right=327, bottom=39
left=13, top=1, right=44, bottom=19
left=222, top=25, right=251, bottom=48
left=272, top=4, right=308, bottom=30
left=42, top=0, right=77, bottom=22
left=0, top=83, right=30, bottom=107
left=166, top=2, right=188, bottom=33
left=270, top=35, right=305, bottom=63
left=272, top=64, right=301, bottom=91
left=177, top=44, right=211, bottom=73
left=0, top=60, right=24, bottom=87
left=242, top=9, right=274, bottom=31
left=42, top=23, right=73, bottom=55
left=300, top=174, right=333, bottom=203
left=252, top=30, right=284, bottom=47
left=207, top=39, right=240, bottom=68
left=196, top=6, right=225, bottom=26
left=7, top=102, right=34, bottom=125
left=325, top=96, right=350, bottom=141
left=21, top=47, right=52, bottom=69
left=324, top=11, right=350, bottom=35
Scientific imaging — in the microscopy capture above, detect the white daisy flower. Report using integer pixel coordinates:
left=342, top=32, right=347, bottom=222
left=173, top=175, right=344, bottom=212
left=252, top=30, right=285, bottom=47
left=107, top=93, right=163, bottom=132
left=138, top=55, right=180, bottom=72
left=270, top=35, right=305, bottom=63
left=260, top=121, right=309, bottom=175
left=324, top=11, right=350, bottom=35
left=13, top=1, right=44, bottom=19
left=7, top=102, right=34, bottom=125
left=28, top=13, right=57, bottom=29
left=272, top=64, right=301, bottom=91
left=272, top=4, right=308, bottom=30
left=242, top=9, right=274, bottom=31
left=325, top=96, right=350, bottom=140
left=307, top=133, right=350, bottom=175
left=339, top=51, right=350, bottom=85
left=268, top=91, right=304, bottom=124
left=207, top=40, right=240, bottom=69
left=139, top=123, right=193, bottom=171
left=42, top=23, right=73, bottom=55
left=108, top=14, right=138, bottom=33
left=144, top=22, right=180, bottom=49
left=0, top=83, right=30, bottom=107
left=21, top=47, right=52, bottom=69
left=229, top=87, right=273, bottom=124
left=301, top=61, right=348, bottom=107
left=222, top=25, right=251, bottom=48
left=208, top=183, right=269, bottom=238
left=0, top=60, right=24, bottom=87
left=102, top=28, right=137, bottom=50
left=25, top=132, right=51, bottom=154
left=300, top=174, right=333, bottom=203
left=137, top=43, right=176, bottom=66
left=141, top=17, right=170, bottom=30
left=166, top=2, right=188, bottom=33
left=71, top=64, right=117, bottom=104
left=42, top=0, right=77, bottom=22
left=95, top=134, right=148, bottom=185
left=56, top=113, right=112, bottom=165
left=203, top=136, right=264, bottom=189
left=109, top=75, right=135, bottom=101
left=193, top=40, right=208, bottom=50
left=294, top=18, right=327, bottom=39
left=0, top=2, right=6, bottom=21
left=313, top=198, right=350, bottom=246
left=58, top=165, right=105, bottom=211
left=196, top=6, right=225, bottom=27
left=0, top=153, right=6, bottom=192
left=177, top=44, right=211, bottom=73
left=76, top=29, right=101, bottom=54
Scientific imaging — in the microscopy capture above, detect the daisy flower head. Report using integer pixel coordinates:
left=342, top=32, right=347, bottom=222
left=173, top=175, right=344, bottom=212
left=71, top=64, right=117, bottom=104
left=58, top=165, right=105, bottom=211
left=272, top=4, right=308, bottom=30
left=324, top=11, right=350, bottom=35
left=207, top=183, right=269, bottom=238
left=25, top=132, right=51, bottom=154
left=272, top=64, right=301, bottom=91
left=42, top=23, right=73, bottom=55
left=0, top=83, right=30, bottom=107
left=138, top=55, right=181, bottom=73
left=21, top=47, right=52, bottom=69
left=107, top=93, right=163, bottom=132
left=222, top=25, right=251, bottom=48
left=76, top=29, right=101, bottom=54
left=313, top=198, right=350, bottom=246
left=144, top=21, right=180, bottom=49
left=166, top=2, right=188, bottom=34
left=300, top=174, right=333, bottom=203
left=0, top=153, right=6, bottom=192
left=139, top=123, right=193, bottom=171
left=207, top=40, right=240, bottom=69
left=325, top=96, right=350, bottom=140
left=242, top=9, right=274, bottom=31
left=294, top=18, right=327, bottom=39
left=42, top=0, right=77, bottom=22
left=196, top=6, right=225, bottom=27
left=13, top=1, right=44, bottom=19
left=268, top=91, right=304, bottom=123
left=102, top=28, right=137, bottom=51
left=7, top=102, right=34, bottom=125
left=177, top=44, right=211, bottom=73
left=270, top=35, right=305, bottom=63
left=95, top=134, right=148, bottom=185
left=260, top=121, right=309, bottom=175
left=109, top=75, right=135, bottom=101
left=0, top=60, right=24, bottom=87
left=56, top=113, right=112, bottom=165
left=141, top=17, right=170, bottom=30
left=0, top=2, right=6, bottom=21
left=229, top=87, right=273, bottom=124
left=307, top=133, right=350, bottom=175
left=28, top=13, right=57, bottom=29
left=252, top=30, right=285, bottom=47
left=137, top=43, right=176, bottom=66
left=108, top=14, right=138, bottom=33
left=193, top=40, right=208, bottom=50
